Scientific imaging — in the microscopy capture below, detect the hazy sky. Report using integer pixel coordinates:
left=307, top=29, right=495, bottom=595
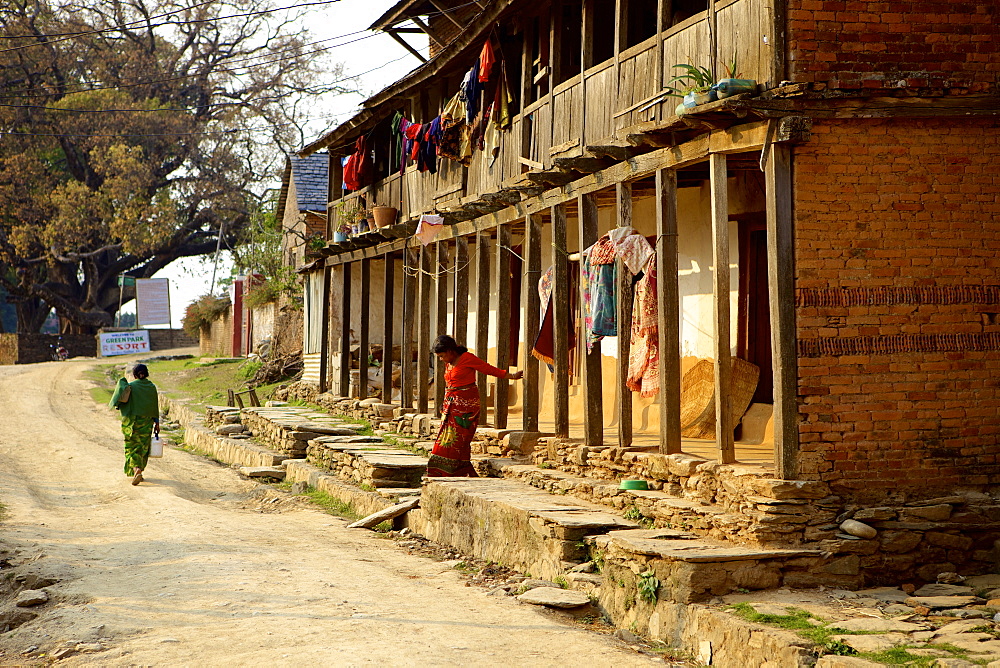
left=139, top=0, right=429, bottom=327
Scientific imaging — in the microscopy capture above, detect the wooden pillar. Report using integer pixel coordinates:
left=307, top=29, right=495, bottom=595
left=710, top=153, right=735, bottom=463
left=358, top=258, right=370, bottom=399
left=318, top=266, right=332, bottom=393
left=453, top=237, right=469, bottom=343
left=328, top=156, right=343, bottom=239
left=381, top=254, right=395, bottom=403
left=417, top=246, right=432, bottom=414
left=580, top=0, right=593, bottom=148
left=522, top=214, right=542, bottom=432
left=475, top=232, right=491, bottom=417
left=435, top=242, right=449, bottom=416
left=494, top=224, right=512, bottom=429
left=656, top=168, right=682, bottom=454
left=615, top=183, right=634, bottom=448
left=551, top=204, right=570, bottom=438
left=400, top=248, right=417, bottom=410
left=578, top=193, right=603, bottom=447
left=339, top=262, right=352, bottom=397
left=765, top=143, right=798, bottom=479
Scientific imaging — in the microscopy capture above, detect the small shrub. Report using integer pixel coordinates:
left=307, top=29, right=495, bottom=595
left=637, top=570, right=660, bottom=604
left=182, top=294, right=230, bottom=338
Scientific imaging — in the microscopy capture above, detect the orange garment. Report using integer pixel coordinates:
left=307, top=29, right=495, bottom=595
left=445, top=351, right=507, bottom=388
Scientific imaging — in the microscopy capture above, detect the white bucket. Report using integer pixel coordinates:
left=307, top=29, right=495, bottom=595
left=149, top=436, right=163, bottom=458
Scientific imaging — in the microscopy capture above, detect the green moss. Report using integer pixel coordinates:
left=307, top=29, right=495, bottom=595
left=297, top=485, right=360, bottom=520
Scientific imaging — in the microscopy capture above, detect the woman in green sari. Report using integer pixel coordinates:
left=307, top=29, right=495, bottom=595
left=109, top=363, right=160, bottom=485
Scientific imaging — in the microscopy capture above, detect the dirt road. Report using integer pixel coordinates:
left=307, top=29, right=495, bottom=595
left=0, top=359, right=658, bottom=667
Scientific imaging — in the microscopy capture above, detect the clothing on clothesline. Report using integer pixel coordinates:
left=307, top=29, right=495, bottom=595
left=532, top=265, right=577, bottom=367
left=626, top=262, right=660, bottom=397
left=460, top=61, right=482, bottom=124
left=615, top=232, right=655, bottom=274
left=415, top=214, right=444, bottom=246
left=343, top=135, right=372, bottom=191
left=478, top=40, right=495, bottom=83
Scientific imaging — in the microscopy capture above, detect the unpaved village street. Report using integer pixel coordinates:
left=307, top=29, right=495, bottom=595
left=0, top=359, right=656, bottom=667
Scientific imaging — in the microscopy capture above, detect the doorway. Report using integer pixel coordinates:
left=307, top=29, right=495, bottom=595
left=737, top=216, right=773, bottom=404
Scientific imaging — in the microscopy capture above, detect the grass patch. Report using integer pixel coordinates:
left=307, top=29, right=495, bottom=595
left=296, top=485, right=360, bottom=521
left=89, top=386, right=113, bottom=405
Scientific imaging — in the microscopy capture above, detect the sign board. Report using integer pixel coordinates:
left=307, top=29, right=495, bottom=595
left=117, top=275, right=136, bottom=287
left=136, top=278, right=171, bottom=327
left=99, top=330, right=151, bottom=357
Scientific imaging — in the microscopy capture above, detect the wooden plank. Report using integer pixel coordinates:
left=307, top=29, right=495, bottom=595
left=400, top=249, right=417, bottom=410
left=615, top=182, right=633, bottom=448
left=656, top=168, right=681, bottom=454
left=416, top=246, right=432, bottom=414
left=318, top=267, right=332, bottom=393
left=578, top=193, right=603, bottom=446
left=709, top=153, right=734, bottom=464
left=522, top=213, right=542, bottom=433
left=494, top=223, right=512, bottom=429
left=518, top=156, right=545, bottom=170
left=386, top=30, right=427, bottom=64
left=453, top=237, right=469, bottom=343
left=358, top=258, right=371, bottom=399
left=381, top=254, right=395, bottom=403
left=765, top=142, right=798, bottom=479
left=475, top=232, right=492, bottom=417
left=339, top=262, right=352, bottom=397
left=551, top=203, right=570, bottom=437
left=435, top=242, right=449, bottom=416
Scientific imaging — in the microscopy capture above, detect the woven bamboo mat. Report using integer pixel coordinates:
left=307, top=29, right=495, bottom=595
left=678, top=357, right=760, bottom=440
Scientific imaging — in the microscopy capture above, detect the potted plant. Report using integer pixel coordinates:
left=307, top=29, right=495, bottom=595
left=371, top=205, right=398, bottom=229
left=669, top=63, right=717, bottom=109
left=334, top=200, right=361, bottom=242
left=354, top=206, right=370, bottom=235
left=713, top=56, right=757, bottom=99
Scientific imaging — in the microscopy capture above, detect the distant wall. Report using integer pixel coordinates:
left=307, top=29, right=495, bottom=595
left=0, top=333, right=97, bottom=365
left=200, top=308, right=234, bottom=358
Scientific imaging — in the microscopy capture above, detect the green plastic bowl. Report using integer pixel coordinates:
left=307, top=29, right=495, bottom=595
left=619, top=479, right=649, bottom=491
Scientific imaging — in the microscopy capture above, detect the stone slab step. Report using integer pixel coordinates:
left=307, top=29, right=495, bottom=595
left=239, top=466, right=286, bottom=479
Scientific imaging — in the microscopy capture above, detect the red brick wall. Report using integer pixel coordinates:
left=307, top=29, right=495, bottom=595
left=793, top=117, right=1000, bottom=498
left=787, top=1, right=1000, bottom=91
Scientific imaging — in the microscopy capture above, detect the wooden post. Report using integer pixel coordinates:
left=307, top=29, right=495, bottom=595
left=328, top=156, right=343, bottom=239
left=494, top=223, right=512, bottom=429
left=339, top=261, right=352, bottom=397
left=358, top=258, right=371, bottom=399
left=578, top=193, right=603, bottom=447
left=765, top=143, right=798, bottom=479
left=400, top=248, right=417, bottom=410
left=475, top=232, right=491, bottom=418
left=318, top=266, right=332, bottom=393
left=551, top=204, right=570, bottom=438
left=417, top=246, right=432, bottom=414
left=522, top=214, right=542, bottom=433
left=381, top=254, right=395, bottom=403
left=435, top=241, right=449, bottom=416
left=580, top=0, right=593, bottom=148
left=710, top=153, right=734, bottom=463
left=656, top=168, right=682, bottom=454
left=615, top=183, right=633, bottom=448
left=453, top=237, right=469, bottom=344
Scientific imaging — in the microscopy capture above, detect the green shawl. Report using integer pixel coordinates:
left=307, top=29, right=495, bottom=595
left=109, top=377, right=159, bottom=419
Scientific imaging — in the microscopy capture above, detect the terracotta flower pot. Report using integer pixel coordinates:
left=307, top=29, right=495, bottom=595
left=372, top=206, right=398, bottom=229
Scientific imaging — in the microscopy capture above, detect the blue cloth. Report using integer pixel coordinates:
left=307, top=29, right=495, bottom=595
left=460, top=63, right=482, bottom=124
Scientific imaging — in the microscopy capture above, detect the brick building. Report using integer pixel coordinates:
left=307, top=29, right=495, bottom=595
left=276, top=153, right=329, bottom=269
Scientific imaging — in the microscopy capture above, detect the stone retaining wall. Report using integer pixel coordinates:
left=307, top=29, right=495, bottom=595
left=167, top=399, right=288, bottom=469
left=284, top=459, right=404, bottom=519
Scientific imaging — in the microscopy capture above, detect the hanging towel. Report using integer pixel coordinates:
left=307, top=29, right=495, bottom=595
left=343, top=135, right=372, bottom=191
left=615, top=232, right=655, bottom=275
left=478, top=40, right=496, bottom=82
left=626, top=262, right=660, bottom=397
left=532, top=266, right=577, bottom=367
left=415, top=214, right=444, bottom=246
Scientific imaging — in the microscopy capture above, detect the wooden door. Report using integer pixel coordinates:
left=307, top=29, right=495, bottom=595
left=737, top=218, right=773, bottom=404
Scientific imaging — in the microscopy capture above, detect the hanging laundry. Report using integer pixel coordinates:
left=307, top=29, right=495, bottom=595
left=532, top=265, right=577, bottom=367
left=459, top=61, right=482, bottom=124
left=438, top=93, right=472, bottom=165
left=626, top=260, right=660, bottom=398
left=478, top=40, right=496, bottom=83
left=418, top=118, right=440, bottom=173
left=615, top=232, right=655, bottom=274
left=415, top=214, right=444, bottom=246
left=397, top=116, right=413, bottom=175
left=484, top=63, right=514, bottom=166
left=581, top=236, right=618, bottom=350
left=342, top=135, right=373, bottom=191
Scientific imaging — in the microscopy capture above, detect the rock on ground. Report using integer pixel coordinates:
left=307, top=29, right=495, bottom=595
left=517, top=587, right=590, bottom=608
left=14, top=590, right=48, bottom=608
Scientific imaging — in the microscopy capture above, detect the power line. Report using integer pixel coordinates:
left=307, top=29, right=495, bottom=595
left=0, top=0, right=345, bottom=54
left=0, top=0, right=217, bottom=39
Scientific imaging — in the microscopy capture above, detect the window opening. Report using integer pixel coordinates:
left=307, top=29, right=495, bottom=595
left=626, top=0, right=658, bottom=47
left=591, top=0, right=615, bottom=65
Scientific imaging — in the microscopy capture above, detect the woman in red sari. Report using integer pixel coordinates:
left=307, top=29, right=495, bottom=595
left=427, top=335, right=523, bottom=477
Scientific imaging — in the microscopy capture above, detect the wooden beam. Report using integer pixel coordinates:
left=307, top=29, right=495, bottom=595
left=417, top=246, right=432, bottom=414
left=656, top=168, right=682, bottom=454
left=339, top=262, right=353, bottom=396
left=358, top=258, right=371, bottom=398
left=709, top=153, right=734, bottom=463
left=427, top=0, right=466, bottom=30
left=435, top=241, right=449, bottom=416
left=453, top=237, right=469, bottom=344
left=579, top=193, right=603, bottom=447
left=475, top=232, right=492, bottom=418
left=522, top=213, right=542, bottom=432
left=386, top=29, right=427, bottom=63
left=327, top=156, right=343, bottom=239
left=615, top=182, right=633, bottom=448
left=409, top=15, right=444, bottom=48
left=551, top=203, right=570, bottom=438
left=765, top=142, right=798, bottom=479
left=400, top=248, right=417, bottom=410
left=494, top=224, right=513, bottom=429
left=318, top=267, right=332, bottom=393
left=381, top=254, right=395, bottom=403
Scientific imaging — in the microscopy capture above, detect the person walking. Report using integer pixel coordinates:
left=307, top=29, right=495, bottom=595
left=427, top=335, right=522, bottom=477
left=109, top=363, right=160, bottom=486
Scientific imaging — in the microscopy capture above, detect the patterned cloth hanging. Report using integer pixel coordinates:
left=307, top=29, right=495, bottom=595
left=626, top=259, right=660, bottom=397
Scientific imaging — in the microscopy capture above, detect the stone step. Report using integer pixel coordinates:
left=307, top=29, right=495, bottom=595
left=407, top=476, right=637, bottom=581
left=238, top=466, right=286, bottom=480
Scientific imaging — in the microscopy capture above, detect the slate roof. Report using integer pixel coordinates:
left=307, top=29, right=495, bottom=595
left=290, top=154, right=329, bottom=212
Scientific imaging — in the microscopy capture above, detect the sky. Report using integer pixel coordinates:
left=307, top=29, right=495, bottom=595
left=133, top=0, right=429, bottom=327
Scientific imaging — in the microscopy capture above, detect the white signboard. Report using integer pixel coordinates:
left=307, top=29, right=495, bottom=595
left=136, top=278, right=171, bottom=326
left=99, top=330, right=151, bottom=357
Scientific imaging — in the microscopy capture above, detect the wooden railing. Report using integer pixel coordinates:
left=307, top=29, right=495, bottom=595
left=329, top=0, right=772, bottom=224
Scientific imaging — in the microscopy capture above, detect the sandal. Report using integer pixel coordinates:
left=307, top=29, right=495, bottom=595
left=131, top=470, right=143, bottom=486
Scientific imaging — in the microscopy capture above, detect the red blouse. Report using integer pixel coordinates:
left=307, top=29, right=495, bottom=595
left=445, top=351, right=508, bottom=388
